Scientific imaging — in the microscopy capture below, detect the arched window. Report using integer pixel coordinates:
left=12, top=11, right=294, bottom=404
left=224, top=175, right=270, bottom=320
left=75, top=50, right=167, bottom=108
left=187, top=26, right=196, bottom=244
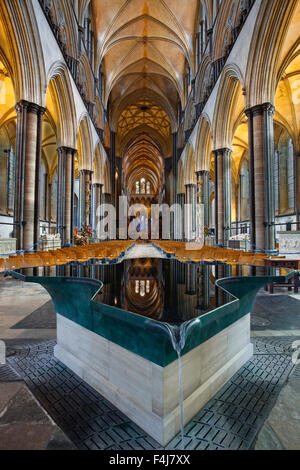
left=146, top=181, right=151, bottom=194
left=135, top=181, right=140, bottom=194
left=140, top=178, right=146, bottom=194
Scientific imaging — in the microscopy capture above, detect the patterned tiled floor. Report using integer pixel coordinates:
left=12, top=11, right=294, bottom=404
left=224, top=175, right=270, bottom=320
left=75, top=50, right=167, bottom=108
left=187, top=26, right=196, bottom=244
left=2, top=336, right=298, bottom=450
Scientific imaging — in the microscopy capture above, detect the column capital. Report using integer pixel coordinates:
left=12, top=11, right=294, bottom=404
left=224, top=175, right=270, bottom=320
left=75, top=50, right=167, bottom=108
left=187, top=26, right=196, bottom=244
left=185, top=183, right=197, bottom=189
left=92, top=183, right=103, bottom=188
left=57, top=146, right=77, bottom=156
left=79, top=169, right=93, bottom=176
left=195, top=170, right=209, bottom=177
left=212, top=148, right=232, bottom=158
left=15, top=100, right=46, bottom=115
left=245, top=102, right=275, bottom=117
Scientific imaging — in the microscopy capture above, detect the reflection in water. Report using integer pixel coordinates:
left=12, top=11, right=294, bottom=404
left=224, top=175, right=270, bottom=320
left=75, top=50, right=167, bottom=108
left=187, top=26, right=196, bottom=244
left=19, top=259, right=236, bottom=325
left=17, top=259, right=284, bottom=325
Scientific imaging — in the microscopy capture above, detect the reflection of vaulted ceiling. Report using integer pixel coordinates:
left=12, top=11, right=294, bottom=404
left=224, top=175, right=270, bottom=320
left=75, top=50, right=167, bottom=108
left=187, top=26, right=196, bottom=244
left=123, top=133, right=164, bottom=194
left=93, top=0, right=198, bottom=122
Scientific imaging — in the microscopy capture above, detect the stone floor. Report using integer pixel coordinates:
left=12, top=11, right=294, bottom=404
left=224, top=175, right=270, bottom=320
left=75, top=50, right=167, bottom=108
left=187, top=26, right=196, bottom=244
left=0, top=269, right=299, bottom=450
left=0, top=379, right=75, bottom=450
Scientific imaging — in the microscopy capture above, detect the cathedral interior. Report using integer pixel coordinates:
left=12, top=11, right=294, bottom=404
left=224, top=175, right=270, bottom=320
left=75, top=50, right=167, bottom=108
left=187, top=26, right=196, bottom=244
left=0, top=0, right=300, bottom=452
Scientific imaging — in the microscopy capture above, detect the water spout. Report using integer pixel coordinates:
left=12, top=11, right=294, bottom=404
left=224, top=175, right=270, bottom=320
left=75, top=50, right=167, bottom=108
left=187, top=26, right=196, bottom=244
left=145, top=318, right=200, bottom=449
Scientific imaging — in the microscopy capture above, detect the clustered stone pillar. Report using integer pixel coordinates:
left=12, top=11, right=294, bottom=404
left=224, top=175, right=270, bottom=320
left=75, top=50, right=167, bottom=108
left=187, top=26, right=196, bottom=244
left=79, top=169, right=92, bottom=229
left=176, top=193, right=185, bottom=240
left=56, top=147, right=76, bottom=245
left=110, top=131, right=116, bottom=208
left=196, top=170, right=210, bottom=239
left=14, top=100, right=46, bottom=251
left=185, top=184, right=196, bottom=241
left=91, top=183, right=103, bottom=239
left=295, top=152, right=300, bottom=230
left=246, top=103, right=276, bottom=251
left=213, top=148, right=232, bottom=245
left=171, top=132, right=178, bottom=239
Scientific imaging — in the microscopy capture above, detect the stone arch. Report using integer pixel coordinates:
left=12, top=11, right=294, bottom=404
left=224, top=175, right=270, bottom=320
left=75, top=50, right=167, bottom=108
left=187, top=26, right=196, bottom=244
left=93, top=143, right=105, bottom=185
left=177, top=159, right=185, bottom=194
left=183, top=143, right=196, bottom=185
left=0, top=0, right=46, bottom=105
left=46, top=62, right=77, bottom=148
left=103, top=159, right=111, bottom=194
left=77, top=114, right=93, bottom=170
left=246, top=0, right=300, bottom=107
left=212, top=65, right=245, bottom=149
left=78, top=54, right=94, bottom=103
left=195, top=114, right=212, bottom=171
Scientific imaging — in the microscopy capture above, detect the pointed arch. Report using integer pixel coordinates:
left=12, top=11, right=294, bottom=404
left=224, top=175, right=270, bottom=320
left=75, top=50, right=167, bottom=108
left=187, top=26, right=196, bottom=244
left=212, top=65, right=245, bottom=149
left=47, top=62, right=77, bottom=148
left=195, top=114, right=212, bottom=171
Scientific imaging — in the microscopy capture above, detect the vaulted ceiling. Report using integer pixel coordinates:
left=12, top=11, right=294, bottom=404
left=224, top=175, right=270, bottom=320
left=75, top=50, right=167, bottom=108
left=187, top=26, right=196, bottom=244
left=92, top=0, right=199, bottom=135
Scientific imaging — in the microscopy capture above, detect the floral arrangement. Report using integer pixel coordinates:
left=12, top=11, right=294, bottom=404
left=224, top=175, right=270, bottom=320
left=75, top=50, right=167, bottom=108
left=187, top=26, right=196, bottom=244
left=74, top=225, right=93, bottom=246
left=204, top=226, right=210, bottom=238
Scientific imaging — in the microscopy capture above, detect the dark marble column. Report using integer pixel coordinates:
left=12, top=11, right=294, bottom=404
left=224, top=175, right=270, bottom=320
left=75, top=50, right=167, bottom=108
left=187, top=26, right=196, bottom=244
left=13, top=101, right=46, bottom=251
left=57, top=147, right=76, bottom=245
left=79, top=169, right=92, bottom=229
left=171, top=133, right=178, bottom=239
left=110, top=131, right=116, bottom=208
left=176, top=193, right=185, bottom=240
left=196, top=170, right=210, bottom=236
left=295, top=151, right=300, bottom=230
left=185, top=184, right=196, bottom=241
left=245, top=103, right=276, bottom=251
left=34, top=106, right=46, bottom=245
left=213, top=148, right=232, bottom=245
left=91, top=183, right=103, bottom=239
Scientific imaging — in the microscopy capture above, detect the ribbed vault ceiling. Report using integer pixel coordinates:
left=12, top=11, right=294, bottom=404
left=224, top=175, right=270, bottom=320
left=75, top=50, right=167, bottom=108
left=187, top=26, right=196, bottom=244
left=118, top=100, right=171, bottom=140
left=93, top=0, right=199, bottom=116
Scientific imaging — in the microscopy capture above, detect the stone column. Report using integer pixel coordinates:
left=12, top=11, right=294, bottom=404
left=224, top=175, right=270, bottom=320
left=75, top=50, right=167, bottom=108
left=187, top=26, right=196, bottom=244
left=185, top=184, right=196, bottom=241
left=295, top=151, right=300, bottom=230
left=13, top=101, right=46, bottom=251
left=171, top=133, right=177, bottom=239
left=176, top=193, right=185, bottom=240
left=196, top=170, right=210, bottom=228
left=91, top=183, right=102, bottom=239
left=110, top=131, right=116, bottom=208
left=245, top=104, right=276, bottom=251
left=79, top=169, right=92, bottom=228
left=34, top=106, right=46, bottom=245
left=57, top=147, right=76, bottom=245
left=48, top=180, right=52, bottom=232
left=213, top=148, right=232, bottom=245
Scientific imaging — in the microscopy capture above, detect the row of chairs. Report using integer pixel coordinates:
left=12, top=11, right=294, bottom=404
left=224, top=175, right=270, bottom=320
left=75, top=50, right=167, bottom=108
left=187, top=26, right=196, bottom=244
left=154, top=241, right=272, bottom=266
left=0, top=241, right=135, bottom=272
